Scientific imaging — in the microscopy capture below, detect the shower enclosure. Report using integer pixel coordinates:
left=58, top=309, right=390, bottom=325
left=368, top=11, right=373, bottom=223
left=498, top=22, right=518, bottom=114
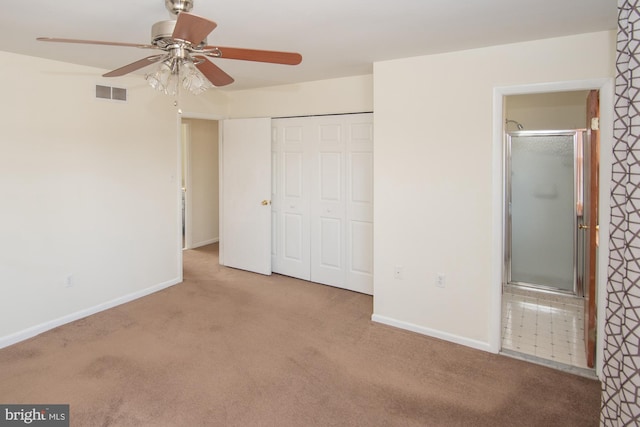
left=504, top=130, right=588, bottom=296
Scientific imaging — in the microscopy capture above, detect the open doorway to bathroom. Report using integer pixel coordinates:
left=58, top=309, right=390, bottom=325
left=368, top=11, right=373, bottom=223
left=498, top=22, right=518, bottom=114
left=501, top=90, right=599, bottom=374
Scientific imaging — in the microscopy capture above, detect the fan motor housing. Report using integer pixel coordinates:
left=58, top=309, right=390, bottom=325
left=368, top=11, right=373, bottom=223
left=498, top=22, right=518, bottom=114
left=151, top=20, right=207, bottom=48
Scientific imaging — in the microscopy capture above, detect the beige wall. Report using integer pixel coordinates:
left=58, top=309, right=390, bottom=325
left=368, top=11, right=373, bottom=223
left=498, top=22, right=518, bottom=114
left=226, top=75, right=373, bottom=117
left=180, top=89, right=228, bottom=117
left=0, top=51, right=181, bottom=344
left=372, top=31, right=615, bottom=348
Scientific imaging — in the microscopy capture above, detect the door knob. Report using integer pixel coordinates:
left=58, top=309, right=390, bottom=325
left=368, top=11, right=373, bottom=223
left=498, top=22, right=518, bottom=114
left=261, top=200, right=271, bottom=206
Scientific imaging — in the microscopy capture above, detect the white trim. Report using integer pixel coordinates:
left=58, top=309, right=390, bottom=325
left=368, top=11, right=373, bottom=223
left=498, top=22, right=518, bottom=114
left=191, top=237, right=220, bottom=248
left=178, top=111, right=225, bottom=269
left=0, top=277, right=181, bottom=350
left=176, top=113, right=185, bottom=282
left=181, top=121, right=193, bottom=250
left=489, top=84, right=506, bottom=354
left=371, top=314, right=492, bottom=352
left=176, top=110, right=225, bottom=270
left=180, top=111, right=226, bottom=121
left=597, top=78, right=614, bottom=381
left=218, top=122, right=225, bottom=266
left=491, top=78, right=614, bottom=380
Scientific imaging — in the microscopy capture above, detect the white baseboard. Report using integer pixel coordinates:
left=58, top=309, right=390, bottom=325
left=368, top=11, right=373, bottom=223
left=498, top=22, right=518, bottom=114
left=0, top=277, right=182, bottom=350
left=191, top=237, right=219, bottom=249
left=371, top=314, right=492, bottom=353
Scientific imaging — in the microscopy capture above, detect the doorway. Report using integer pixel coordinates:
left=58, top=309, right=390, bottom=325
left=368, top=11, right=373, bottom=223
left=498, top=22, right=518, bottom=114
left=180, top=118, right=220, bottom=250
left=500, top=90, right=598, bottom=372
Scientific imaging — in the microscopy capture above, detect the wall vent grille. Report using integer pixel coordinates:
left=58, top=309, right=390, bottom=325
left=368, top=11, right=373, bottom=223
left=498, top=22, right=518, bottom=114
left=95, top=85, right=127, bottom=101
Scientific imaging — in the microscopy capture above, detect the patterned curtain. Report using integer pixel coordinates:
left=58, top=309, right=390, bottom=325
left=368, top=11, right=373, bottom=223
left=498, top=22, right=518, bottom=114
left=601, top=1, right=640, bottom=425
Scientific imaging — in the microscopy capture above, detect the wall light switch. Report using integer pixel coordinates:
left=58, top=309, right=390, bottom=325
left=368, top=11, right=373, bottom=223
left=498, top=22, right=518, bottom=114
left=394, top=266, right=404, bottom=280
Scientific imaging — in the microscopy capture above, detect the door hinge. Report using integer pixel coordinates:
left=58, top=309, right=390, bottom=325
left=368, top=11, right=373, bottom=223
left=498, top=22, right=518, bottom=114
left=591, top=117, right=600, bottom=131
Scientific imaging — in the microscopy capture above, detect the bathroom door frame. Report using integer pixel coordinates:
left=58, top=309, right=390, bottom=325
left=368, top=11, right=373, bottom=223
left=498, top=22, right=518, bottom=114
left=491, top=78, right=614, bottom=378
left=584, top=90, right=600, bottom=368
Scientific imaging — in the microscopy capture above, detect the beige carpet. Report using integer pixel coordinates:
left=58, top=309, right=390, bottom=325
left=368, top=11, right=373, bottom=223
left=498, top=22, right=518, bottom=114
left=0, top=244, right=600, bottom=426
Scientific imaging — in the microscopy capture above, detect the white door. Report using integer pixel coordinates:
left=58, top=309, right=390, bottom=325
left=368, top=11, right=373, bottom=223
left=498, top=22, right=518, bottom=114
left=271, top=121, right=311, bottom=279
left=311, top=115, right=374, bottom=294
left=311, top=117, right=347, bottom=287
left=272, top=114, right=373, bottom=294
left=344, top=119, right=374, bottom=293
left=220, top=118, right=272, bottom=275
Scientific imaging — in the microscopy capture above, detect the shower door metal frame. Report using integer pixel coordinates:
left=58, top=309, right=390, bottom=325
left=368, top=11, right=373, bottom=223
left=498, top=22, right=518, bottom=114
left=503, top=130, right=585, bottom=297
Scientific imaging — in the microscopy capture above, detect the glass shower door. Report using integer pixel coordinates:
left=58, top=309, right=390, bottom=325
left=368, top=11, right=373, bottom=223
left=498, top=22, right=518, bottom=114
left=506, top=131, right=580, bottom=294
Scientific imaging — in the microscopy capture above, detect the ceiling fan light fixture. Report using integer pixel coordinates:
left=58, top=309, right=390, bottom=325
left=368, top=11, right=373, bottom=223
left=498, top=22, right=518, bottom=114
left=145, top=50, right=212, bottom=96
left=146, top=56, right=179, bottom=95
left=181, top=60, right=213, bottom=95
left=38, top=1, right=302, bottom=95
left=146, top=59, right=174, bottom=94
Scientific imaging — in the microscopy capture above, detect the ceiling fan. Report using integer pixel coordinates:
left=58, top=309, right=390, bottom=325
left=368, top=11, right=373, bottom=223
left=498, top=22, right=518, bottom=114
left=37, top=0, right=302, bottom=95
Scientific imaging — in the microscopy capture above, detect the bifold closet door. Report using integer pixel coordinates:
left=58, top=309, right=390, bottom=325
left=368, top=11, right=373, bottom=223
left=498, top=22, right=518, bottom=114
left=311, top=115, right=373, bottom=294
left=271, top=121, right=311, bottom=280
left=272, top=114, right=373, bottom=295
left=344, top=118, right=374, bottom=294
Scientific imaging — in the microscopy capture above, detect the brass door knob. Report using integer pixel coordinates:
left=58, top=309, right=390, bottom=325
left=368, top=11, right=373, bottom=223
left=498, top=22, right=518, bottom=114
left=261, top=200, right=271, bottom=206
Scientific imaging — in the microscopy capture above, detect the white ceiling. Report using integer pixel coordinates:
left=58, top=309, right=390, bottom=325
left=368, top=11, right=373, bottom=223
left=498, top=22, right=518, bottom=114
left=1, top=0, right=616, bottom=91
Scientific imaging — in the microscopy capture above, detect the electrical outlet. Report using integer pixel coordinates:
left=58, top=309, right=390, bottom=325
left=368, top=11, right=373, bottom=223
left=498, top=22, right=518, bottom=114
left=394, top=266, right=404, bottom=280
left=65, top=274, right=74, bottom=288
left=436, top=273, right=446, bottom=288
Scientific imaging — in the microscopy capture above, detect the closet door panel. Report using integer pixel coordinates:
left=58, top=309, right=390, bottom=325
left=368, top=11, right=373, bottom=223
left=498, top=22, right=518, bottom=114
left=311, top=118, right=347, bottom=287
left=320, top=217, right=342, bottom=268
left=346, top=125, right=374, bottom=293
left=284, top=213, right=304, bottom=260
left=319, top=152, right=342, bottom=201
left=271, top=120, right=311, bottom=280
left=273, top=114, right=373, bottom=294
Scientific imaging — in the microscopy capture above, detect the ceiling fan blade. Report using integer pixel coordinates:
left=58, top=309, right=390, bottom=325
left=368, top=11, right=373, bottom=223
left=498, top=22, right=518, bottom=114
left=203, top=46, right=302, bottom=65
left=103, top=55, right=165, bottom=77
left=194, top=57, right=234, bottom=87
left=37, top=37, right=154, bottom=49
left=172, top=12, right=217, bottom=45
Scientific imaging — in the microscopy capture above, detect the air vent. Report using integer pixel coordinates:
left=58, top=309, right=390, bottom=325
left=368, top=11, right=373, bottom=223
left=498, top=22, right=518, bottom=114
left=95, top=85, right=127, bottom=101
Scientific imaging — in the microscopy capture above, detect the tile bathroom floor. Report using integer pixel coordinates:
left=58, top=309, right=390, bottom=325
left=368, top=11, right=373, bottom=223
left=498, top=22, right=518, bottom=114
left=501, top=286, right=587, bottom=368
